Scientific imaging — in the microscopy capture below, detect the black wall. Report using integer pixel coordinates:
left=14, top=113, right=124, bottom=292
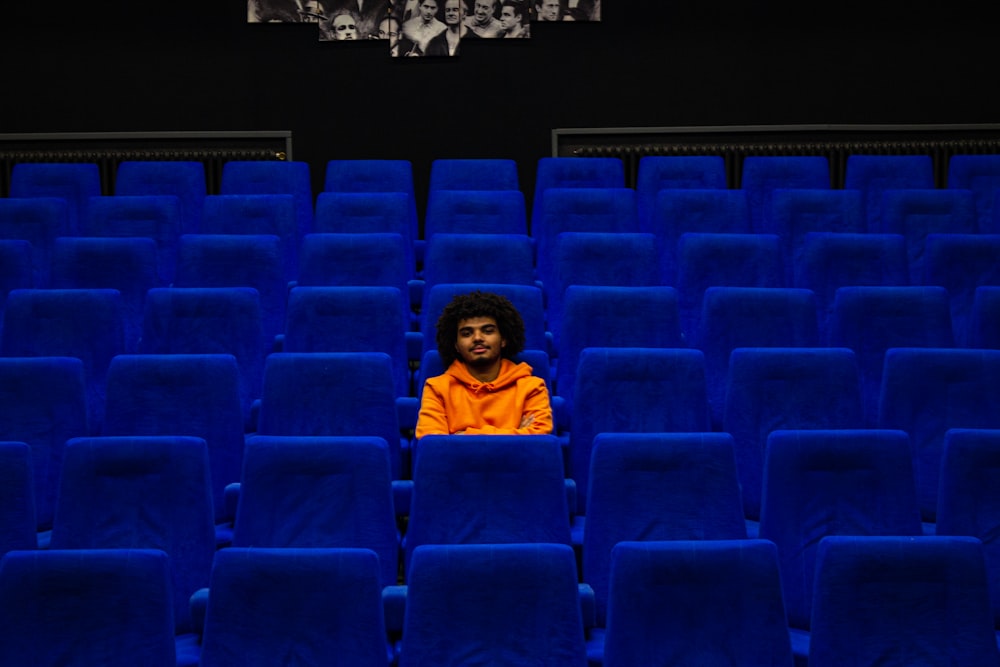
left=2, top=1, right=997, bottom=208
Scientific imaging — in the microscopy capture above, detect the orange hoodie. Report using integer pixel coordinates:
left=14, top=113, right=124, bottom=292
left=415, top=358, right=553, bottom=438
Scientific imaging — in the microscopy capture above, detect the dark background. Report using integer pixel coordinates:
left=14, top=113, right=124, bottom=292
left=1, top=1, right=995, bottom=210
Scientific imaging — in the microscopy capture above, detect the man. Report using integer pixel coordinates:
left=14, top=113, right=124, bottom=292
left=464, top=0, right=503, bottom=38
left=375, top=15, right=401, bottom=55
left=415, top=291, right=553, bottom=437
left=499, top=0, right=529, bottom=37
left=534, top=0, right=561, bottom=20
left=425, top=0, right=477, bottom=56
left=402, top=0, right=446, bottom=53
left=324, top=9, right=360, bottom=39
left=324, top=0, right=392, bottom=38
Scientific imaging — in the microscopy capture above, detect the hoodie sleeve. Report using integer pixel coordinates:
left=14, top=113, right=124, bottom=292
left=415, top=381, right=451, bottom=439
left=463, top=377, right=554, bottom=436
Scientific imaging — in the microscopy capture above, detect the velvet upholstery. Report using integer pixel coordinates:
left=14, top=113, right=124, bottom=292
left=843, top=154, right=935, bottom=232
left=675, top=233, right=784, bottom=346
left=400, top=542, right=588, bottom=667
left=323, top=159, right=418, bottom=245
left=543, top=231, right=659, bottom=353
left=297, top=232, right=419, bottom=328
left=1, top=288, right=124, bottom=435
left=758, top=429, right=922, bottom=659
left=0, top=196, right=71, bottom=287
left=808, top=536, right=999, bottom=667
left=600, top=540, right=793, bottom=667
left=82, top=194, right=183, bottom=286
left=793, top=232, right=908, bottom=332
left=115, top=160, right=207, bottom=236
left=233, top=436, right=400, bottom=587
left=8, top=161, right=101, bottom=235
left=582, top=433, right=747, bottom=627
left=556, top=285, right=683, bottom=405
left=424, top=189, right=528, bottom=238
left=256, top=352, right=406, bottom=480
left=923, top=233, right=1000, bottom=347
left=634, top=155, right=728, bottom=231
left=0, top=242, right=34, bottom=329
left=49, top=436, right=215, bottom=635
left=201, top=193, right=300, bottom=283
left=878, top=348, right=1000, bottom=523
left=0, top=548, right=177, bottom=667
left=174, top=233, right=288, bottom=349
left=531, top=156, right=626, bottom=227
left=140, top=287, right=267, bottom=430
left=283, top=285, right=414, bottom=402
left=313, top=191, right=417, bottom=276
left=947, top=154, right=1000, bottom=232
left=970, top=286, right=1000, bottom=349
left=879, top=188, right=977, bottom=284
left=0, top=356, right=88, bottom=531
left=533, top=187, right=639, bottom=292
left=570, top=347, right=710, bottom=514
left=102, top=354, right=245, bottom=525
left=937, top=428, right=1000, bottom=630
left=645, top=189, right=751, bottom=284
left=723, top=347, right=863, bottom=522
left=740, top=156, right=830, bottom=233
left=422, top=232, right=536, bottom=296
left=50, top=236, right=161, bottom=352
left=827, top=286, right=955, bottom=427
left=0, top=441, right=36, bottom=558
left=765, top=188, right=864, bottom=285
left=199, top=547, right=392, bottom=667
left=219, top=159, right=314, bottom=244
left=697, top=286, right=820, bottom=429
left=404, top=435, right=571, bottom=571
left=428, top=158, right=520, bottom=192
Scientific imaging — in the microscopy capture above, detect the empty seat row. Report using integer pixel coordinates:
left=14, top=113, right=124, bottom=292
left=5, top=428, right=1000, bottom=665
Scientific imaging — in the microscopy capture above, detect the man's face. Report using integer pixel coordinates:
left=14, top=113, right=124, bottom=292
left=537, top=0, right=559, bottom=20
left=378, top=18, right=400, bottom=46
left=444, top=0, right=463, bottom=26
left=455, top=316, right=505, bottom=369
left=419, top=0, right=438, bottom=21
left=499, top=5, right=518, bottom=29
left=473, top=0, right=495, bottom=23
left=332, top=13, right=357, bottom=39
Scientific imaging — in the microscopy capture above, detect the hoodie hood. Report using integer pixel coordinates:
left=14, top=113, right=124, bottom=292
left=445, top=358, right=533, bottom=394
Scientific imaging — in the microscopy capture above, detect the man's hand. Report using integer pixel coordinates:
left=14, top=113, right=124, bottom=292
left=519, top=413, right=534, bottom=428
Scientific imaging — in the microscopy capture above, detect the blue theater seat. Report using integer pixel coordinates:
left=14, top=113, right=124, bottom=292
left=758, top=429, right=922, bottom=660
left=399, top=543, right=588, bottom=666
left=0, top=548, right=177, bottom=667
left=0, top=356, right=88, bottom=533
left=723, top=347, right=863, bottom=526
left=600, top=540, right=793, bottom=667
left=843, top=154, right=935, bottom=232
left=232, top=435, right=400, bottom=588
left=740, top=155, right=830, bottom=233
left=808, top=536, right=998, bottom=667
left=582, top=433, right=746, bottom=630
left=220, top=159, right=314, bottom=243
left=115, top=160, right=207, bottom=236
left=49, top=435, right=215, bottom=636
left=8, top=161, right=101, bottom=235
left=634, top=154, right=727, bottom=230
left=198, top=548, right=393, bottom=667
left=878, top=348, right=1000, bottom=525
left=570, top=347, right=711, bottom=516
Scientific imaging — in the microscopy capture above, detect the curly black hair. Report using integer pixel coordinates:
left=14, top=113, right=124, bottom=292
left=435, top=290, right=526, bottom=368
